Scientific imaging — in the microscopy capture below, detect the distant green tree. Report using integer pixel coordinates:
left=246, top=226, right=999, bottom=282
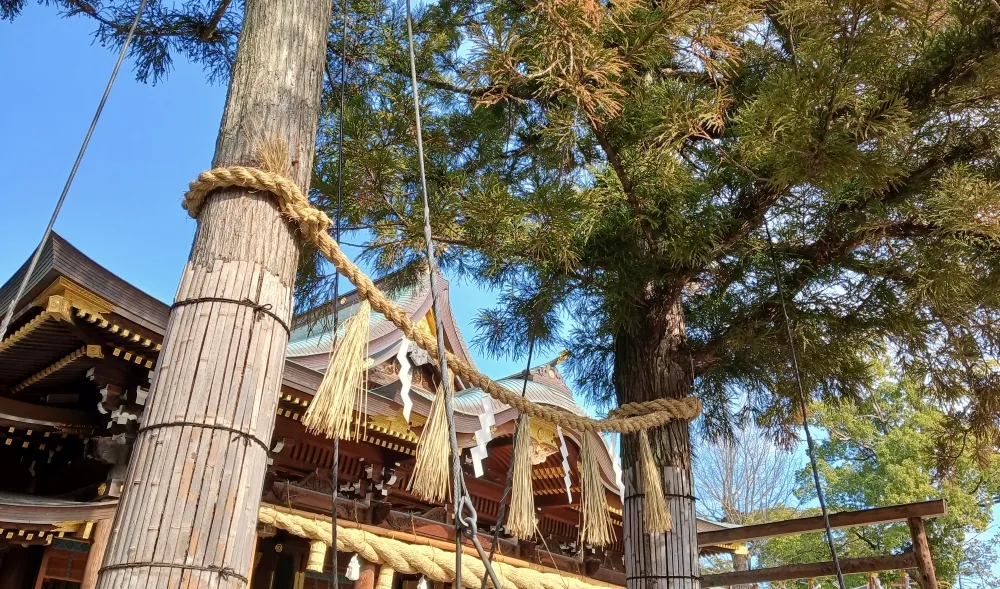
left=757, top=361, right=1000, bottom=588
left=8, top=1, right=1000, bottom=586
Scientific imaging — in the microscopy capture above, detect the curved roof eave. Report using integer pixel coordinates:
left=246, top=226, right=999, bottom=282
left=286, top=271, right=478, bottom=371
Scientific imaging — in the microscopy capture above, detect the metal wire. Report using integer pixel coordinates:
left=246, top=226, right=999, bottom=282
left=329, top=2, right=351, bottom=586
left=0, top=0, right=148, bottom=343
left=403, top=5, right=466, bottom=588
left=480, top=338, right=535, bottom=589
left=763, top=218, right=847, bottom=589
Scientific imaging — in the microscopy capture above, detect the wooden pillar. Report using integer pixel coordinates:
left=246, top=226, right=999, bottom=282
left=94, top=0, right=331, bottom=587
left=81, top=519, right=112, bottom=589
left=907, top=518, right=938, bottom=589
left=356, top=559, right=377, bottom=589
left=32, top=546, right=51, bottom=589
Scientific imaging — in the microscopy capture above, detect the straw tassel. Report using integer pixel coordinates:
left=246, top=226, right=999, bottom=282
left=375, top=567, right=395, bottom=589
left=302, top=300, right=372, bottom=440
left=306, top=540, right=327, bottom=573
left=410, top=384, right=451, bottom=503
left=505, top=416, right=536, bottom=540
left=638, top=429, right=672, bottom=533
left=579, top=434, right=614, bottom=547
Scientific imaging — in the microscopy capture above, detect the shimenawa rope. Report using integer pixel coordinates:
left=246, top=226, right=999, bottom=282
left=259, top=506, right=612, bottom=589
left=183, top=166, right=701, bottom=434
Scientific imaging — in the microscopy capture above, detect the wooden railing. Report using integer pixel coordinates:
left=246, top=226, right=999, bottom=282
left=699, top=500, right=946, bottom=589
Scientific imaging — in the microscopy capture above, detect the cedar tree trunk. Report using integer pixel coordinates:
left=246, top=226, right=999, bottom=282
left=732, top=552, right=751, bottom=589
left=615, top=295, right=699, bottom=589
left=96, top=0, right=332, bottom=586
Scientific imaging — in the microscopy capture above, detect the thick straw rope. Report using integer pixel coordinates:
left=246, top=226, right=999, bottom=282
left=259, top=506, right=618, bottom=589
left=184, top=167, right=701, bottom=433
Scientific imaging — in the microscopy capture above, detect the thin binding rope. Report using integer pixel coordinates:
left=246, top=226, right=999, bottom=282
left=171, top=296, right=290, bottom=334
left=0, top=0, right=148, bottom=344
left=98, top=561, right=247, bottom=583
left=764, top=218, right=847, bottom=589
left=182, top=167, right=701, bottom=434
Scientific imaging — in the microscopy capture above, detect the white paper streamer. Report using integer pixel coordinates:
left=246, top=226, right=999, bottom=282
left=608, top=433, right=625, bottom=503
left=346, top=554, right=361, bottom=581
left=397, top=338, right=414, bottom=422
left=470, top=394, right=496, bottom=477
left=557, top=425, right=573, bottom=502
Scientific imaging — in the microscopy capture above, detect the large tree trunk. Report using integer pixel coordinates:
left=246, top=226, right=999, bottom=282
left=96, top=0, right=331, bottom=587
left=615, top=295, right=699, bottom=589
left=732, top=552, right=751, bottom=589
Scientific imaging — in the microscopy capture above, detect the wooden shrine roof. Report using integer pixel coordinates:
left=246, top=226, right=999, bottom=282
left=0, top=232, right=169, bottom=335
left=0, top=235, right=744, bottom=560
left=286, top=269, right=478, bottom=375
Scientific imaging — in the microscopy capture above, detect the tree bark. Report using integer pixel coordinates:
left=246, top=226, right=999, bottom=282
left=95, top=0, right=331, bottom=587
left=731, top=553, right=750, bottom=589
left=615, top=295, right=699, bottom=589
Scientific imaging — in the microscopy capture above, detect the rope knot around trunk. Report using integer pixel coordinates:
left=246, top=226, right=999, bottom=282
left=182, top=165, right=703, bottom=435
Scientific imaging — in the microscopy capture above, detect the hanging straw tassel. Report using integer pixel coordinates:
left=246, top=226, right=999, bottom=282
left=505, top=416, right=536, bottom=540
left=302, top=300, right=372, bottom=440
left=579, top=434, right=614, bottom=547
left=410, top=384, right=451, bottom=503
left=638, top=429, right=672, bottom=533
left=375, top=567, right=395, bottom=589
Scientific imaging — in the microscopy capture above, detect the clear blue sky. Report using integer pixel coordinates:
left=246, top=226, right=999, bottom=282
left=0, top=3, right=523, bottom=379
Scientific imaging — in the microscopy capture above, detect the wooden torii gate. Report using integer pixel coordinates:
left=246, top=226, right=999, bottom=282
left=698, top=500, right=946, bottom=589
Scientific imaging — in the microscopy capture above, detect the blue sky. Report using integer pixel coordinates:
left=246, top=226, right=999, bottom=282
left=0, top=3, right=521, bottom=379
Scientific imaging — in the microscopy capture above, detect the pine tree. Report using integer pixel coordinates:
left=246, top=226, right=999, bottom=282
left=306, top=3, right=1000, bottom=586
left=11, top=1, right=1000, bottom=587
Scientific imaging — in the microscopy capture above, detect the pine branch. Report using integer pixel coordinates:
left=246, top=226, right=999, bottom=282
left=588, top=118, right=660, bottom=254
left=691, top=135, right=997, bottom=373
left=200, top=0, right=233, bottom=41
left=700, top=179, right=788, bottom=272
left=901, top=10, right=1000, bottom=111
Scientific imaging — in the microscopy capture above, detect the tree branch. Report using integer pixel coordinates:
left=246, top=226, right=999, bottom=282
left=690, top=136, right=996, bottom=374
left=200, top=0, right=232, bottom=40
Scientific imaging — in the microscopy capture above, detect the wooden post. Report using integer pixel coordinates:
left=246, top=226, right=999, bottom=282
left=701, top=554, right=917, bottom=587
left=94, top=0, right=331, bottom=586
left=907, top=518, right=938, bottom=589
left=32, top=546, right=52, bottom=589
left=81, top=519, right=112, bottom=589
left=356, top=559, right=378, bottom=589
